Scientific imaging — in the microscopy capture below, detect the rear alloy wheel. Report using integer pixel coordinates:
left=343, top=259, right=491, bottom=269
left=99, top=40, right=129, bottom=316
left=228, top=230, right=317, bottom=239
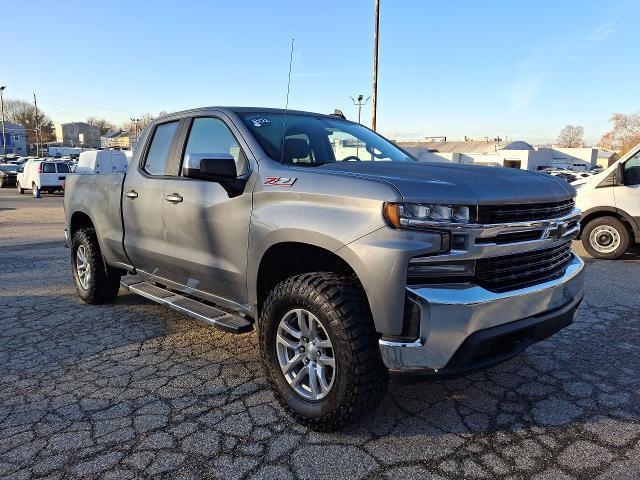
left=259, top=272, right=388, bottom=431
left=76, top=244, right=92, bottom=289
left=582, top=216, right=630, bottom=260
left=71, top=228, right=122, bottom=304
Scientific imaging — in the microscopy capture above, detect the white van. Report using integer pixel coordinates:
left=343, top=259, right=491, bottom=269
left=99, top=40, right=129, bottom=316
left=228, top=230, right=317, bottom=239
left=576, top=143, right=640, bottom=259
left=16, top=159, right=71, bottom=194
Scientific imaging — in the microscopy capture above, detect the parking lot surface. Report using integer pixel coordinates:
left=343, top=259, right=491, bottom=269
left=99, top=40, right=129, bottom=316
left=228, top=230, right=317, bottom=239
left=1, top=190, right=639, bottom=479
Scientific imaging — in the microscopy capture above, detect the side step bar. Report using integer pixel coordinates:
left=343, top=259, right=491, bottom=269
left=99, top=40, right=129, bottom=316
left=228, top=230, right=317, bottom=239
left=120, top=277, right=253, bottom=334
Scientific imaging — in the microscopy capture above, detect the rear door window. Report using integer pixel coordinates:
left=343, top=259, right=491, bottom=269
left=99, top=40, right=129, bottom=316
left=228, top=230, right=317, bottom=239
left=42, top=163, right=56, bottom=173
left=143, top=121, right=179, bottom=176
left=56, top=163, right=70, bottom=173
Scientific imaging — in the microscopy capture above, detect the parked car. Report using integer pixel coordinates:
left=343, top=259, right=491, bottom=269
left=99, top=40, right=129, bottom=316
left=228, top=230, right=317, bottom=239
left=64, top=107, right=585, bottom=430
left=16, top=159, right=71, bottom=194
left=0, top=164, right=19, bottom=188
left=576, top=143, right=640, bottom=259
left=543, top=170, right=578, bottom=183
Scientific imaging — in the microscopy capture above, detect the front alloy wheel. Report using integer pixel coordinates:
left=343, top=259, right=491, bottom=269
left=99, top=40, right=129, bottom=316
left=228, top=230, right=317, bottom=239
left=276, top=308, right=336, bottom=401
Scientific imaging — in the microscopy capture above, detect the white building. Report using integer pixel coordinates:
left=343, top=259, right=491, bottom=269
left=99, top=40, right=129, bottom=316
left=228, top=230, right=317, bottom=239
left=396, top=140, right=598, bottom=171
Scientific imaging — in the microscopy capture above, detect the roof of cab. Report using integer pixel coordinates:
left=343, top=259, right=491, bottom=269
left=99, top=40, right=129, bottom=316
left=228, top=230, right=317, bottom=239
left=155, top=106, right=342, bottom=121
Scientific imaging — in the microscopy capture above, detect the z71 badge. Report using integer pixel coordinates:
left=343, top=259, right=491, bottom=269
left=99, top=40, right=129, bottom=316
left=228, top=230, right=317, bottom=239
left=264, top=177, right=297, bottom=187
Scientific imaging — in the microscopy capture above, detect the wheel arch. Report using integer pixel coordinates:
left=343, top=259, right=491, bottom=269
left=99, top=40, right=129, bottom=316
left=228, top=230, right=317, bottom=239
left=69, top=211, right=96, bottom=239
left=253, top=240, right=374, bottom=322
left=69, top=211, right=123, bottom=276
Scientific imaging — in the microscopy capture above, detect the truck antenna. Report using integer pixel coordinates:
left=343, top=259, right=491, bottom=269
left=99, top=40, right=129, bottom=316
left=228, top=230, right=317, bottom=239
left=280, top=38, right=295, bottom=164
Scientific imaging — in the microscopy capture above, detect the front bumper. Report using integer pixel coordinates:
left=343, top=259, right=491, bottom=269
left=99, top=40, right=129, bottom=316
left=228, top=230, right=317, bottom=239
left=379, top=254, right=585, bottom=373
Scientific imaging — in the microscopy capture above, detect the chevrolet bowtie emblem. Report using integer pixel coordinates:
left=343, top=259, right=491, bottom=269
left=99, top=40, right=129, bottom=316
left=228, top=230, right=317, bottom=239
left=544, top=221, right=568, bottom=240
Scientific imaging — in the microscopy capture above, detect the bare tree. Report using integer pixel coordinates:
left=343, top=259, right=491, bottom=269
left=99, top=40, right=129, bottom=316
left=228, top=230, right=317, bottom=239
left=87, top=116, right=116, bottom=135
left=556, top=125, right=584, bottom=148
left=121, top=113, right=156, bottom=135
left=3, top=99, right=55, bottom=145
left=599, top=112, right=640, bottom=154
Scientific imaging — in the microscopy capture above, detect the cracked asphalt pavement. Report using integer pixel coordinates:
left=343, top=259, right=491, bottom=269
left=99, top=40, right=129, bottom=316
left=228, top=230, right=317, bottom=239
left=1, top=190, right=639, bottom=479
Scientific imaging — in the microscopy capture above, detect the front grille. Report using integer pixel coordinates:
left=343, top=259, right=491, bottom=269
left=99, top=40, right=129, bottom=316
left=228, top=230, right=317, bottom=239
left=477, top=200, right=574, bottom=224
left=475, top=242, right=573, bottom=292
left=475, top=230, right=543, bottom=245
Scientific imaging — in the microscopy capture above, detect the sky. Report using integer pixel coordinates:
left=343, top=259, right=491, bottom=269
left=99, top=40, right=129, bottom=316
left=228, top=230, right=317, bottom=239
left=4, top=0, right=639, bottom=145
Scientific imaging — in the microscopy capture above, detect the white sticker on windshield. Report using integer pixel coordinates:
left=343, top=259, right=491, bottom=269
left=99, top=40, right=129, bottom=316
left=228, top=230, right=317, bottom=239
left=251, top=118, right=271, bottom=128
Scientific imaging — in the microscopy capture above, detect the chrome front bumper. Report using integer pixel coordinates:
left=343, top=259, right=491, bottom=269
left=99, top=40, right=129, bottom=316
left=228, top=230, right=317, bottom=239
left=379, top=254, right=585, bottom=372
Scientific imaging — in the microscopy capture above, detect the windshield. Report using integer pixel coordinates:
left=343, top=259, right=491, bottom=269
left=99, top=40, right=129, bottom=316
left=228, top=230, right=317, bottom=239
left=241, top=112, right=414, bottom=165
left=0, top=165, right=17, bottom=172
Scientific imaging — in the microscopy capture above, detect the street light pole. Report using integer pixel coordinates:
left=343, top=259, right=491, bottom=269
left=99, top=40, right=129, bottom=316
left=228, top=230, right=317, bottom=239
left=130, top=118, right=141, bottom=139
left=350, top=94, right=371, bottom=125
left=349, top=95, right=371, bottom=158
left=372, top=0, right=380, bottom=131
left=0, top=86, right=6, bottom=155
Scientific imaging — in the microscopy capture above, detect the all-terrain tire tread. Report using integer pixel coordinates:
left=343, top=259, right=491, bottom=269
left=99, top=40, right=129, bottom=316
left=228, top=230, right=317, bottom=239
left=259, top=271, right=389, bottom=431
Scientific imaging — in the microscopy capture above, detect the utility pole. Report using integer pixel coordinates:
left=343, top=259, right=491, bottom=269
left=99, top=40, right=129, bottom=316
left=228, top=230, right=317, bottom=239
left=0, top=86, right=6, bottom=155
left=33, top=93, right=40, bottom=157
left=372, top=0, right=380, bottom=131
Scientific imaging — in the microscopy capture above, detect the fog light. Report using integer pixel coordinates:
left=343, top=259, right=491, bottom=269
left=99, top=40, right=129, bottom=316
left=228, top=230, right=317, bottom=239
left=407, top=259, right=475, bottom=280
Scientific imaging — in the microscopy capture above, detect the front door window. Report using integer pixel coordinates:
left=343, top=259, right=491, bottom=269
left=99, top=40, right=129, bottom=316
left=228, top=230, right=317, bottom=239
left=623, top=151, right=640, bottom=186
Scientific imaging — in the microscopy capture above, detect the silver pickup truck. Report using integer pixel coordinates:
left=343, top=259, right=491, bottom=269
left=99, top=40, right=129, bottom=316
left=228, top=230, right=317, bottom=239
left=64, top=107, right=585, bottom=430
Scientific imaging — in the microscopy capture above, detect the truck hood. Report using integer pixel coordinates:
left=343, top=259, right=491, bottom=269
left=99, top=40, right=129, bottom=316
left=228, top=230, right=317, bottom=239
left=317, top=161, right=575, bottom=204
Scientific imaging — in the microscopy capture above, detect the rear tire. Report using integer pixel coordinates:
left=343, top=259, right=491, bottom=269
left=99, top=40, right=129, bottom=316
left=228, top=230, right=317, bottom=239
left=71, top=228, right=122, bottom=304
left=258, top=272, right=388, bottom=431
left=582, top=216, right=630, bottom=260
left=17, top=181, right=24, bottom=194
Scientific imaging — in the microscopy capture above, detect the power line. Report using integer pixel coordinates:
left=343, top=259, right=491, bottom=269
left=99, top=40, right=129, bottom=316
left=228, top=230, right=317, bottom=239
left=8, top=89, right=146, bottom=111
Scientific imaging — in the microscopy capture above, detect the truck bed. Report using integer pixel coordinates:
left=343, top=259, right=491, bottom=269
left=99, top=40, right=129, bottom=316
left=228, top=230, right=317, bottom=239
left=63, top=173, right=128, bottom=268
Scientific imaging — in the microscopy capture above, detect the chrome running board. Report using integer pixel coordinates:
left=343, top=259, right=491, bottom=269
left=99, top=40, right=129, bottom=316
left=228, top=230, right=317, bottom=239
left=120, top=277, right=253, bottom=334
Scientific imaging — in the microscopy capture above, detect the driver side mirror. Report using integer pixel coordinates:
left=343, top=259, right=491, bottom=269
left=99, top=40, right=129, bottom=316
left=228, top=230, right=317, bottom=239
left=183, top=153, right=246, bottom=197
left=183, top=153, right=237, bottom=180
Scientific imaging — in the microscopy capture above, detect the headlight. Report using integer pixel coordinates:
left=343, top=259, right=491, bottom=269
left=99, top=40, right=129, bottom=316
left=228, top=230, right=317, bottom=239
left=384, top=202, right=471, bottom=228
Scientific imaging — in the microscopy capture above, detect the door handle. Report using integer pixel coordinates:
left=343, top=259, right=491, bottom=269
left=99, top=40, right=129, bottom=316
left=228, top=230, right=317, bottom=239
left=125, top=190, right=138, bottom=199
left=165, top=193, right=183, bottom=204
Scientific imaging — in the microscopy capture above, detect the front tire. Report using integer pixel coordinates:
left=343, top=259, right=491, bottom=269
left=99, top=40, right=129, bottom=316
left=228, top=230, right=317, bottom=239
left=259, top=272, right=388, bottom=431
left=582, top=216, right=630, bottom=260
left=71, top=228, right=121, bottom=304
left=17, top=181, right=24, bottom=194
